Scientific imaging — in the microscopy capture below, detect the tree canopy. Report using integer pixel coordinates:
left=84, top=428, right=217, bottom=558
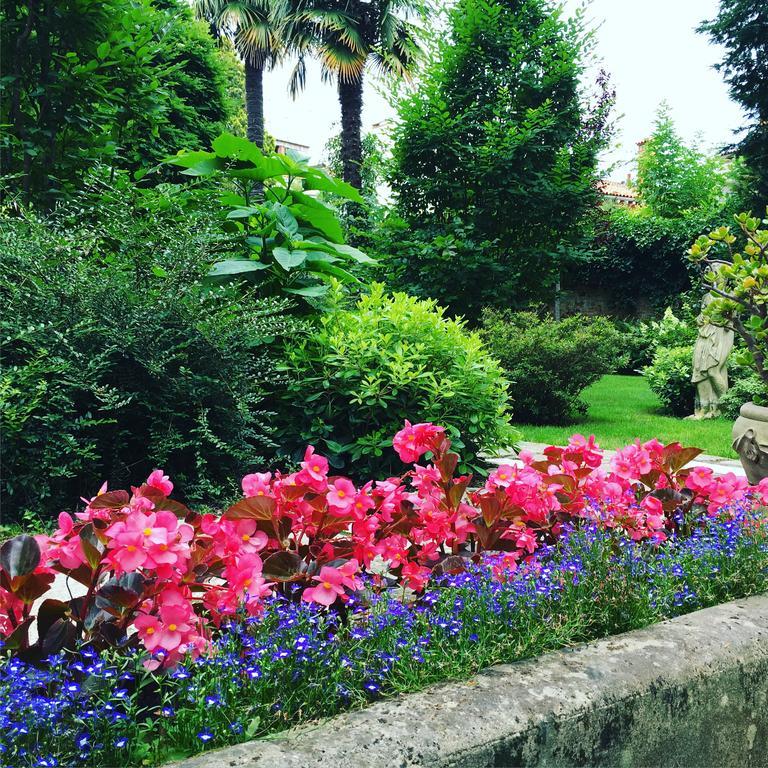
left=386, top=0, right=613, bottom=316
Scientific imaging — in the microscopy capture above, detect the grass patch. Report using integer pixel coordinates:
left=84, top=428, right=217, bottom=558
left=519, top=374, right=736, bottom=458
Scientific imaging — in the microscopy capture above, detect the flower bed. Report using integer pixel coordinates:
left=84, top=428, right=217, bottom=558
left=2, top=425, right=768, bottom=766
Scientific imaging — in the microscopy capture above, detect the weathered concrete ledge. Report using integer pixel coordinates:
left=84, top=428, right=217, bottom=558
left=174, top=595, right=768, bottom=768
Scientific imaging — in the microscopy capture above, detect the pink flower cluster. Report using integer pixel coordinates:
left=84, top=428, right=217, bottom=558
left=2, top=424, right=766, bottom=666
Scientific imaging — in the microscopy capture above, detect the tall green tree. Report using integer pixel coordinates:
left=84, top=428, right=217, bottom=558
left=196, top=0, right=307, bottom=148
left=301, top=0, right=423, bottom=188
left=386, top=0, right=613, bottom=317
left=0, top=0, right=234, bottom=205
left=699, top=1, right=768, bottom=205
left=636, top=103, right=735, bottom=217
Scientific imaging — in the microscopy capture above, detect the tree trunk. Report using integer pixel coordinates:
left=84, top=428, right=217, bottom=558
left=338, top=76, right=364, bottom=189
left=244, top=59, right=264, bottom=149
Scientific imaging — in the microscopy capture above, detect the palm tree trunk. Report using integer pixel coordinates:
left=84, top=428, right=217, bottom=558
left=244, top=59, right=265, bottom=149
left=338, top=76, right=364, bottom=189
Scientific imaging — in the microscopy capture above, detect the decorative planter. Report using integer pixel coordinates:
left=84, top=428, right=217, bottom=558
left=170, top=595, right=768, bottom=768
left=732, top=401, right=768, bottom=483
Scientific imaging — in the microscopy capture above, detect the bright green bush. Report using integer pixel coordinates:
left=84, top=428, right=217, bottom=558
left=479, top=310, right=622, bottom=424
left=642, top=345, right=695, bottom=416
left=275, top=284, right=517, bottom=476
left=719, top=373, right=768, bottom=420
left=0, top=204, right=301, bottom=520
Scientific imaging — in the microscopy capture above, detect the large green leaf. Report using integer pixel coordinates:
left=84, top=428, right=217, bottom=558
left=273, top=248, right=308, bottom=271
left=208, top=260, right=271, bottom=278
left=308, top=260, right=358, bottom=283
left=291, top=203, right=344, bottom=243
left=302, top=168, right=365, bottom=203
left=285, top=284, right=330, bottom=297
left=273, top=204, right=299, bottom=237
left=212, top=132, right=263, bottom=162
left=324, top=241, right=378, bottom=265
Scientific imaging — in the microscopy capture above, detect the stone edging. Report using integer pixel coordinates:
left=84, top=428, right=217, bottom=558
left=171, top=594, right=768, bottom=768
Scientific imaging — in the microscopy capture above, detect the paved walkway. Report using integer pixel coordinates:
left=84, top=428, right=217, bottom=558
left=489, top=441, right=746, bottom=477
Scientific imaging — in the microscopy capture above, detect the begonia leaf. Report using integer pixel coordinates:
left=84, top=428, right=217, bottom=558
left=224, top=497, right=276, bottom=521
left=0, top=535, right=41, bottom=580
left=262, top=551, right=304, bottom=581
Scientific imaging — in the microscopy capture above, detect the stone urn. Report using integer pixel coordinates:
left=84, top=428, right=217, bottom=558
left=732, top=402, right=768, bottom=483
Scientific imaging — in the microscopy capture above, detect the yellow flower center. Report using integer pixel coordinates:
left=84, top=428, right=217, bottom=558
left=257, top=491, right=264, bottom=496
left=244, top=578, right=252, bottom=587
left=242, top=534, right=250, bottom=542
left=168, top=624, right=177, bottom=632
left=313, top=465, right=320, bottom=472
left=337, top=490, right=346, bottom=498
left=143, top=528, right=152, bottom=536
left=126, top=545, right=136, bottom=552
left=146, top=627, right=155, bottom=635
left=323, top=581, right=332, bottom=589
left=159, top=544, right=168, bottom=551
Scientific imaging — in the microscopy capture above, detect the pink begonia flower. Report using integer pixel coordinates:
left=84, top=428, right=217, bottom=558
left=757, top=478, right=768, bottom=506
left=134, top=614, right=163, bottom=652
left=351, top=489, right=375, bottom=520
left=567, top=434, right=603, bottom=468
left=516, top=529, right=538, bottom=554
left=685, top=466, right=715, bottom=494
left=392, top=421, right=445, bottom=464
left=146, top=469, right=173, bottom=496
left=242, top=472, right=272, bottom=497
left=706, top=472, right=749, bottom=514
left=610, top=442, right=652, bottom=480
left=327, top=477, right=357, bottom=514
left=641, top=495, right=665, bottom=531
left=297, top=446, right=329, bottom=491
left=400, top=561, right=431, bottom=591
left=302, top=561, right=362, bottom=606
left=488, top=464, right=516, bottom=489
left=45, top=512, right=87, bottom=570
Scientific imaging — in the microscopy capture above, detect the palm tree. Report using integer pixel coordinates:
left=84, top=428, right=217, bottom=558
left=196, top=0, right=299, bottom=148
left=297, top=1, right=423, bottom=188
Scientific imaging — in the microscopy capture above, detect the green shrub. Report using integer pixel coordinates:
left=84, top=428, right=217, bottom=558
left=615, top=320, right=656, bottom=373
left=719, top=373, right=768, bottom=420
left=0, top=206, right=301, bottom=520
left=275, top=284, right=517, bottom=477
left=642, top=345, right=695, bottom=416
left=616, top=308, right=699, bottom=375
left=479, top=310, right=622, bottom=424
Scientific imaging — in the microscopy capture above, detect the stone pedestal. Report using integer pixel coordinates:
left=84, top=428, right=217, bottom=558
left=732, top=401, right=768, bottom=483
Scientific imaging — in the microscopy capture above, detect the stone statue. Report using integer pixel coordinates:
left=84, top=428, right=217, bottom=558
left=689, top=294, right=733, bottom=419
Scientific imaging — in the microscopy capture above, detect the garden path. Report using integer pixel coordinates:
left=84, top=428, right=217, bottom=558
left=491, top=441, right=746, bottom=477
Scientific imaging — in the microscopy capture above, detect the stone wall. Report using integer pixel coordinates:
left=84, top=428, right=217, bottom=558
left=171, top=594, right=768, bottom=768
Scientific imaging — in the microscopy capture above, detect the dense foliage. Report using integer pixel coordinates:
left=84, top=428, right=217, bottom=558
left=690, top=210, right=768, bottom=385
left=0, top=195, right=300, bottom=520
left=636, top=103, right=737, bottom=218
left=571, top=107, right=745, bottom=315
left=275, top=286, right=515, bottom=475
left=167, top=133, right=373, bottom=304
left=699, top=0, right=768, bottom=204
left=719, top=372, right=768, bottom=419
left=643, top=345, right=696, bottom=417
left=0, top=0, right=235, bottom=205
left=386, top=0, right=613, bottom=317
left=480, top=310, right=621, bottom=424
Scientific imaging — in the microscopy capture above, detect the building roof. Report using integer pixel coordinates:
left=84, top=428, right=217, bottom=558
left=598, top=179, right=638, bottom=203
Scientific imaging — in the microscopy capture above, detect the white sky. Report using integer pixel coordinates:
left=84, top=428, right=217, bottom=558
left=262, top=0, right=747, bottom=177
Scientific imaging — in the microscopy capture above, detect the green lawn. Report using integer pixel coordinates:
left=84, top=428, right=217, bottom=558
left=519, top=374, right=737, bottom=458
